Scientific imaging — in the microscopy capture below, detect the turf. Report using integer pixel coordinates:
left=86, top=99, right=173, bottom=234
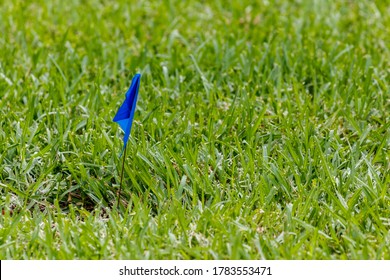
left=0, top=0, right=389, bottom=259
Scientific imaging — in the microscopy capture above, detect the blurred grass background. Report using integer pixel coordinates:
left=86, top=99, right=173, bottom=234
left=0, top=0, right=389, bottom=259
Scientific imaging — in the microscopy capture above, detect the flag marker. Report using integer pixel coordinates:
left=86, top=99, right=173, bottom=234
left=113, top=73, right=141, bottom=208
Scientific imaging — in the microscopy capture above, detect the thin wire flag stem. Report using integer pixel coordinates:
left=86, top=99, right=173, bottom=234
left=117, top=144, right=127, bottom=209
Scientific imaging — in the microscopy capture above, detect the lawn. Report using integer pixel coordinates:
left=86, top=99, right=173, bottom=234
left=0, top=0, right=389, bottom=259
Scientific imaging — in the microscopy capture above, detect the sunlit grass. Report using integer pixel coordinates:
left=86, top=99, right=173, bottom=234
left=0, top=0, right=389, bottom=259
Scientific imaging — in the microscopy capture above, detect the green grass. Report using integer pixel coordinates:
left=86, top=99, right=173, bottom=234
left=0, top=0, right=389, bottom=259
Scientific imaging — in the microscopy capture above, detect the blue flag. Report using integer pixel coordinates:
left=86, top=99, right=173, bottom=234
left=113, top=73, right=141, bottom=151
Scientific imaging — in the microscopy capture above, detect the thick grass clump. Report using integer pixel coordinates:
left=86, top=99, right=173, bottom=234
left=0, top=0, right=389, bottom=259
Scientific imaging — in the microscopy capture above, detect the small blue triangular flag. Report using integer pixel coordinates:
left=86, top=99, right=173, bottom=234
left=113, top=73, right=141, bottom=151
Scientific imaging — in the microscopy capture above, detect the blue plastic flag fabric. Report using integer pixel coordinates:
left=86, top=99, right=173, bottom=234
left=113, top=73, right=141, bottom=151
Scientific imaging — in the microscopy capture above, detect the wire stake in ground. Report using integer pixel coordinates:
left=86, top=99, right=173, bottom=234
left=117, top=144, right=127, bottom=209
